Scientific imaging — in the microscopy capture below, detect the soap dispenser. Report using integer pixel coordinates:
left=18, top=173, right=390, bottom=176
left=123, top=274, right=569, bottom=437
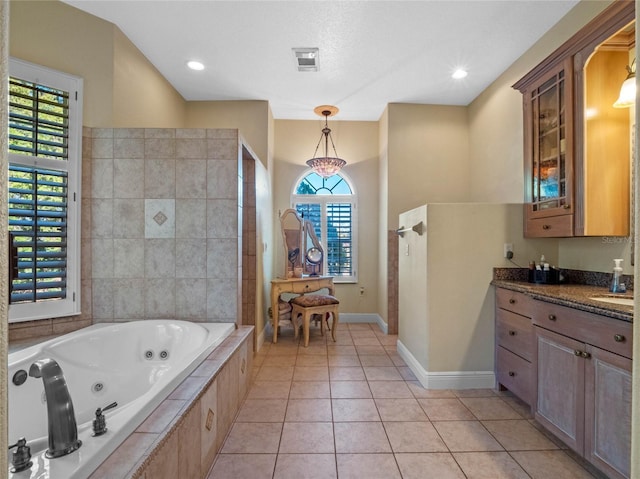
left=610, top=259, right=626, bottom=293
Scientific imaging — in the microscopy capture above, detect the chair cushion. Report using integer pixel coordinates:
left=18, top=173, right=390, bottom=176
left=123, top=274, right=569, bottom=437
left=291, top=294, right=339, bottom=307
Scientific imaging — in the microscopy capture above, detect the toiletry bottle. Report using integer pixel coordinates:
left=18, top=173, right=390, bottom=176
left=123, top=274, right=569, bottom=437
left=610, top=259, right=625, bottom=293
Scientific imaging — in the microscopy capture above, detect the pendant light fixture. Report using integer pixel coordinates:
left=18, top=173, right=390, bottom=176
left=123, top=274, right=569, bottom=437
left=306, top=105, right=346, bottom=178
left=613, top=59, right=636, bottom=108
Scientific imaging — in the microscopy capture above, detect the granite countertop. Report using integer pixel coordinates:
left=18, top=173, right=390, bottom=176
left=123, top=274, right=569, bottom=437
left=492, top=279, right=634, bottom=323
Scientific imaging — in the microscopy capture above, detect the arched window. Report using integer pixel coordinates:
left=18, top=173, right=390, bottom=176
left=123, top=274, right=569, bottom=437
left=292, top=171, right=357, bottom=283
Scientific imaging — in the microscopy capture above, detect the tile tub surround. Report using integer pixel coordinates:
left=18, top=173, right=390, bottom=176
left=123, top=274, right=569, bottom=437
left=89, top=326, right=253, bottom=479
left=10, top=127, right=249, bottom=341
left=89, top=127, right=243, bottom=324
left=207, top=323, right=600, bottom=479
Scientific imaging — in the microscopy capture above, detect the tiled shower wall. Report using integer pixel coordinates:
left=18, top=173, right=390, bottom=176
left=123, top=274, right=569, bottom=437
left=87, top=127, right=242, bottom=324
left=242, top=155, right=256, bottom=327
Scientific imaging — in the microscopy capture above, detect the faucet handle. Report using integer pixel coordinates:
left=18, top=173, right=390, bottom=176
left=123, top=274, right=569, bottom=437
left=100, top=401, right=118, bottom=413
left=92, top=401, right=118, bottom=436
left=9, top=437, right=33, bottom=473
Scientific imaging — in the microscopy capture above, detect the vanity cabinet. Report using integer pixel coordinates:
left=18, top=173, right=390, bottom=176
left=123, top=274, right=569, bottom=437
left=494, top=289, right=535, bottom=405
left=533, top=302, right=632, bottom=479
left=513, top=1, right=634, bottom=237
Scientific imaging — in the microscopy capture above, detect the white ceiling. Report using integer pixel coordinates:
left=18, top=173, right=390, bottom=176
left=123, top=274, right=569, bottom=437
left=62, top=0, right=580, bottom=121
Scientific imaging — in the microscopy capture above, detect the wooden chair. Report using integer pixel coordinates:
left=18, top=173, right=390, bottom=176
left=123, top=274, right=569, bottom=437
left=290, top=294, right=339, bottom=347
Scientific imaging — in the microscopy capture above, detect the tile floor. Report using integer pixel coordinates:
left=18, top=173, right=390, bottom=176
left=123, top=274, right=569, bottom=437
left=207, top=322, right=602, bottom=479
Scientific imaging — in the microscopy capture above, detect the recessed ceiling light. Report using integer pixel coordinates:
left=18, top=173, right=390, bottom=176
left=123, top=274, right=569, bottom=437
left=452, top=68, right=468, bottom=79
left=187, top=61, right=205, bottom=71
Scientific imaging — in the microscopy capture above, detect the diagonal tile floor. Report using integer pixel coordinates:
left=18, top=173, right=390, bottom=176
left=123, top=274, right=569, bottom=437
left=207, top=322, right=603, bottom=479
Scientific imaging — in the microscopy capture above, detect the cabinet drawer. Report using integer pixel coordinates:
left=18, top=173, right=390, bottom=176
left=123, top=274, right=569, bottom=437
left=532, top=301, right=632, bottom=359
left=291, top=282, right=316, bottom=294
left=525, top=214, right=573, bottom=238
left=496, top=288, right=535, bottom=316
left=496, top=309, right=533, bottom=362
left=496, top=346, right=533, bottom=405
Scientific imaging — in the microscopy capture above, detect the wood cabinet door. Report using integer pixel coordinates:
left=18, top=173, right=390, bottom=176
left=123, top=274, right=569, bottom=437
left=522, top=58, right=574, bottom=227
left=584, top=345, right=632, bottom=479
left=534, top=327, right=584, bottom=453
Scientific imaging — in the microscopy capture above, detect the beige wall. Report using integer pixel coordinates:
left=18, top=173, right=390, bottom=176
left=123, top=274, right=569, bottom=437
left=9, top=0, right=186, bottom=128
left=10, top=0, right=115, bottom=126
left=467, top=0, right=632, bottom=273
left=387, top=103, right=470, bottom=228
left=399, top=204, right=558, bottom=376
left=273, top=119, right=379, bottom=313
left=186, top=101, right=270, bottom=167
left=112, top=28, right=186, bottom=127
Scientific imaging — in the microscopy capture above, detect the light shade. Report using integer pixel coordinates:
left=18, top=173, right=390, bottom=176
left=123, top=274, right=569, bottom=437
left=306, top=157, right=346, bottom=177
left=613, top=75, right=636, bottom=108
left=306, top=106, right=347, bottom=178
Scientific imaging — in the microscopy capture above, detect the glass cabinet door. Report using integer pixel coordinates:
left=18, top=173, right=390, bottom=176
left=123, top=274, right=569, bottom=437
left=529, top=65, right=570, bottom=214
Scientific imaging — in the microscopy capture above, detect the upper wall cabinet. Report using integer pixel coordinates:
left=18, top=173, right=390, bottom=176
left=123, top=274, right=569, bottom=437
left=514, top=1, right=635, bottom=238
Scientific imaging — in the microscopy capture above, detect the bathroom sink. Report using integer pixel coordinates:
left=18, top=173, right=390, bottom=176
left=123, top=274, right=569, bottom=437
left=589, top=296, right=634, bottom=307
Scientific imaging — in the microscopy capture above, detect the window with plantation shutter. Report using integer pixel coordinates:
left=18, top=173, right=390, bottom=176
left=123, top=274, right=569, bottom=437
left=292, top=171, right=357, bottom=282
left=8, top=58, right=83, bottom=323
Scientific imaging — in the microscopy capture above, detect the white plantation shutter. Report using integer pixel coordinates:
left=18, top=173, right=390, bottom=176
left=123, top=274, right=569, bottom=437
left=8, top=59, right=83, bottom=322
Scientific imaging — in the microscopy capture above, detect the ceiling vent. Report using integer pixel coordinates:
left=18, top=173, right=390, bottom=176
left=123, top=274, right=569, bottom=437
left=292, top=48, right=319, bottom=72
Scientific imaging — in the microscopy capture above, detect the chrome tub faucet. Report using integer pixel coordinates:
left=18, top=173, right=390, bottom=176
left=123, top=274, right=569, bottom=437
left=29, top=358, right=82, bottom=458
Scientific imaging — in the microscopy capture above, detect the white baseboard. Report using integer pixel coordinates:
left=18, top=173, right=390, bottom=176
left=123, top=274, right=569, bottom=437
left=397, top=340, right=495, bottom=390
left=340, top=313, right=387, bottom=334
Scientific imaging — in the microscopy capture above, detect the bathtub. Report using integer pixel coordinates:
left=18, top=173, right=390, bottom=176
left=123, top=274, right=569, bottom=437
left=8, top=320, right=235, bottom=479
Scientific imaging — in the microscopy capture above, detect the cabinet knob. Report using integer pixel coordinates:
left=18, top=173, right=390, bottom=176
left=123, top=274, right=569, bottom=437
left=542, top=224, right=551, bottom=230
left=509, top=298, right=516, bottom=304
left=548, top=314, right=557, bottom=321
left=508, top=371, right=516, bottom=377
left=508, top=330, right=516, bottom=336
left=563, top=204, right=570, bottom=209
left=614, top=334, right=626, bottom=343
left=581, top=351, right=592, bottom=359
left=574, top=349, right=582, bottom=356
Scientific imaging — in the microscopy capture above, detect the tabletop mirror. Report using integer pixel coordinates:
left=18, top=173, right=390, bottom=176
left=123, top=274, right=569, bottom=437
left=280, top=208, right=324, bottom=277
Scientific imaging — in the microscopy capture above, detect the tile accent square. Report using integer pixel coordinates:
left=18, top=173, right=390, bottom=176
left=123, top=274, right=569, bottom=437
left=145, top=199, right=175, bottom=238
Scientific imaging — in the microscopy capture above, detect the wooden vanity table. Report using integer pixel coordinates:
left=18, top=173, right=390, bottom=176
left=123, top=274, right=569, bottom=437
left=270, top=276, right=334, bottom=343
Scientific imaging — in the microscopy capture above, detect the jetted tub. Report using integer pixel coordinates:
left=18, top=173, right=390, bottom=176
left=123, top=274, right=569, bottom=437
left=8, top=320, right=235, bottom=479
